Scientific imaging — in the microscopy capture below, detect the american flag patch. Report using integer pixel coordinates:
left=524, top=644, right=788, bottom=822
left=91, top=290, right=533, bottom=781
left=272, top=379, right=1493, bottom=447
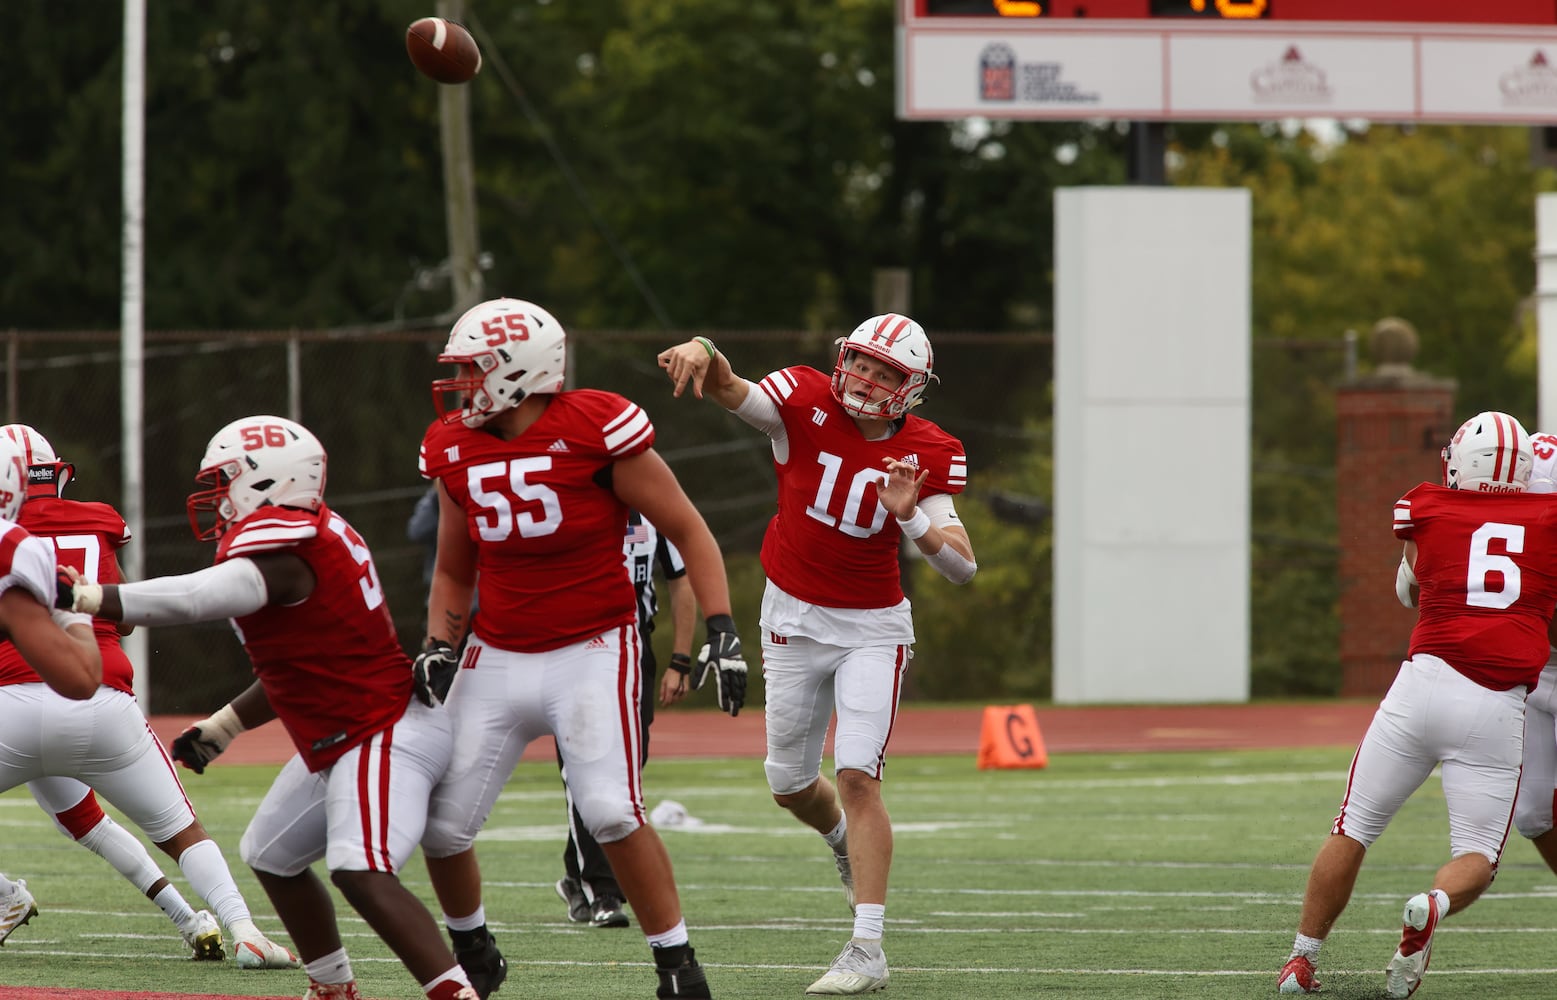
left=625, top=523, right=651, bottom=544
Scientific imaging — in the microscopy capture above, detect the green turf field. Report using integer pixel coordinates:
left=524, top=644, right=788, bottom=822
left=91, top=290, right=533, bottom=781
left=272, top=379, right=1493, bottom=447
left=4, top=747, right=1557, bottom=999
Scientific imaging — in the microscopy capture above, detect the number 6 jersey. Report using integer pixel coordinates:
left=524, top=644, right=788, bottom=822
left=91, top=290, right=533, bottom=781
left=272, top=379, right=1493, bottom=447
left=1394, top=482, right=1557, bottom=690
left=756, top=366, right=967, bottom=611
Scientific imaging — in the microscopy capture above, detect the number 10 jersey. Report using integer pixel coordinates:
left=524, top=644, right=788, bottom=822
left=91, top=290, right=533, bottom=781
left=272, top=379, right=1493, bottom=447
left=756, top=366, right=967, bottom=611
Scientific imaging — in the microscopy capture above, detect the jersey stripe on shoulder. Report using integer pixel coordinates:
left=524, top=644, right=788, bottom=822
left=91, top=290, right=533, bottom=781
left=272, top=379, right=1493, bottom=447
left=947, top=454, right=967, bottom=488
left=224, top=517, right=320, bottom=557
left=0, top=524, right=25, bottom=577
left=760, top=368, right=799, bottom=407
left=1393, top=499, right=1413, bottom=532
left=604, top=403, right=653, bottom=456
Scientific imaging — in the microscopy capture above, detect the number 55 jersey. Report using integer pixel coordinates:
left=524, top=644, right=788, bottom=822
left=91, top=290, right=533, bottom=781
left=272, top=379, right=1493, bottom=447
left=1394, top=482, right=1557, bottom=691
left=419, top=389, right=653, bottom=653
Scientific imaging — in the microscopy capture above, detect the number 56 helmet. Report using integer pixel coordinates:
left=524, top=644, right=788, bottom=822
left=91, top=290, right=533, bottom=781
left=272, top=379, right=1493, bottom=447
left=1442, top=411, right=1533, bottom=494
left=433, top=297, right=568, bottom=428
left=829, top=313, right=938, bottom=420
left=186, top=416, right=327, bottom=540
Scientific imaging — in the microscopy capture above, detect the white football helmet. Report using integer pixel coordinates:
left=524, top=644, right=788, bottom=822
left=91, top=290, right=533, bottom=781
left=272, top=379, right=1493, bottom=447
left=433, top=297, right=568, bottom=428
left=0, top=436, right=25, bottom=522
left=829, top=313, right=938, bottom=419
left=0, top=424, right=73, bottom=497
left=1442, top=411, right=1533, bottom=494
left=186, top=416, right=327, bottom=540
left=1531, top=432, right=1557, bottom=494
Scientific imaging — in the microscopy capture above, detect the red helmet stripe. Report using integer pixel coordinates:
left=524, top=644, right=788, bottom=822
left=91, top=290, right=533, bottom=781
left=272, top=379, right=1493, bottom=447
left=1493, top=413, right=1510, bottom=482
left=872, top=314, right=912, bottom=347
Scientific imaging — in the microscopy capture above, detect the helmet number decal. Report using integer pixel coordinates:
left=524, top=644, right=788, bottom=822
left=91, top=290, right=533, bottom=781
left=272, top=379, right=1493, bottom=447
left=239, top=424, right=292, bottom=450
left=481, top=314, right=531, bottom=347
left=805, top=451, right=890, bottom=540
left=325, top=513, right=385, bottom=611
left=466, top=457, right=563, bottom=541
left=1465, top=521, right=1524, bottom=610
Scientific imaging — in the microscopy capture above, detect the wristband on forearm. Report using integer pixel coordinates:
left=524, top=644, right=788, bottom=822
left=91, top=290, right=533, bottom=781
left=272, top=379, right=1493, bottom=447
left=694, top=337, right=716, bottom=359
left=668, top=653, right=693, bottom=675
left=200, top=703, right=248, bottom=745
left=897, top=508, right=931, bottom=540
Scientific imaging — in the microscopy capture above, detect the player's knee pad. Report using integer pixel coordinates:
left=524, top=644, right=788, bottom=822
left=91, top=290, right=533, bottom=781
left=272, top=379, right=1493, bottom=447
left=765, top=758, right=820, bottom=798
left=832, top=734, right=885, bottom=778
left=574, top=793, right=640, bottom=845
left=1514, top=799, right=1554, bottom=841
left=419, top=812, right=477, bottom=860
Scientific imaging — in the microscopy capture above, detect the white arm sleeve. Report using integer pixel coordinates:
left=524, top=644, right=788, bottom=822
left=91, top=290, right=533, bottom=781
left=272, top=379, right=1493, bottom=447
left=731, top=377, right=789, bottom=463
left=1395, top=556, right=1417, bottom=609
left=911, top=495, right=977, bottom=584
left=117, top=558, right=270, bottom=626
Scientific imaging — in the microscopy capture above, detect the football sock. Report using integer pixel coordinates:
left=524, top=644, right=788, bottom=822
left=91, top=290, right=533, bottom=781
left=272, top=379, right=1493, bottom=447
left=823, top=816, right=848, bottom=854
left=177, top=838, right=251, bottom=929
left=853, top=903, right=885, bottom=941
left=1429, top=888, right=1449, bottom=920
left=647, top=919, right=690, bottom=949
left=305, top=947, right=355, bottom=985
left=80, top=816, right=168, bottom=895
left=1290, top=933, right=1322, bottom=959
left=420, top=965, right=475, bottom=996
left=152, top=883, right=198, bottom=933
left=445, top=904, right=488, bottom=934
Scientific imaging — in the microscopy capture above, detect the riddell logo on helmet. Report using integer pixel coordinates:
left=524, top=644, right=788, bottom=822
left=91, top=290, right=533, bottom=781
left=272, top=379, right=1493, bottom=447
left=1477, top=482, right=1523, bottom=494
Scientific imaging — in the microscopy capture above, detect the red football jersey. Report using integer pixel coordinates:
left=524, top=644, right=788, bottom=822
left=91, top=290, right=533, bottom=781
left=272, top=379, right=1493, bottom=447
left=0, top=497, right=135, bottom=694
left=756, top=366, right=967, bottom=610
left=1394, top=482, right=1557, bottom=690
left=419, top=389, right=653, bottom=652
left=215, top=504, right=411, bottom=771
left=0, top=520, right=68, bottom=688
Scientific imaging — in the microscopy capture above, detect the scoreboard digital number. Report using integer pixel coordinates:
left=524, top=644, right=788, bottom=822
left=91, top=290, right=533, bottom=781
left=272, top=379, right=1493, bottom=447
left=899, top=0, right=1557, bottom=121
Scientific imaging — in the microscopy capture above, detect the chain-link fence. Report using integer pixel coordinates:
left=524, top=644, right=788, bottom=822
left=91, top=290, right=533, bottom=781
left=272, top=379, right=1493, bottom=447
left=3, top=326, right=1344, bottom=709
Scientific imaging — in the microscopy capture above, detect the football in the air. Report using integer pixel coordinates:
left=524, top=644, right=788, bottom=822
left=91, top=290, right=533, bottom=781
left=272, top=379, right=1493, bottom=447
left=406, top=17, right=482, bottom=85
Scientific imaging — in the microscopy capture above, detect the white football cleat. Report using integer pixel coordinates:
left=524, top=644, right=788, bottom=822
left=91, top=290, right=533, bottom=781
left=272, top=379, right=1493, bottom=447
left=234, top=930, right=300, bottom=969
left=304, top=981, right=363, bottom=1000
left=1385, top=891, right=1440, bottom=999
left=0, top=879, right=38, bottom=946
left=182, top=909, right=224, bottom=960
left=806, top=938, right=889, bottom=995
left=833, top=851, right=856, bottom=914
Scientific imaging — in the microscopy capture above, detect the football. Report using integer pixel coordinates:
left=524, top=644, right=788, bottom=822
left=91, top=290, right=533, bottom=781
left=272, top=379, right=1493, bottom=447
left=406, top=17, right=482, bottom=85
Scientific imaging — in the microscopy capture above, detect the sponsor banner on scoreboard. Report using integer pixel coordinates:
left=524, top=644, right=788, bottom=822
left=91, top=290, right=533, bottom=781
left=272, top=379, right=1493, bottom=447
left=1419, top=40, right=1557, bottom=120
left=1167, top=35, right=1415, bottom=119
left=900, top=24, right=1557, bottom=122
left=900, top=30, right=1164, bottom=119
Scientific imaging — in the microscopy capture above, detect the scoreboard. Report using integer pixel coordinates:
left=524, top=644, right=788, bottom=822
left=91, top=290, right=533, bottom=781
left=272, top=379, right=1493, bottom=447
left=898, top=0, right=1557, bottom=120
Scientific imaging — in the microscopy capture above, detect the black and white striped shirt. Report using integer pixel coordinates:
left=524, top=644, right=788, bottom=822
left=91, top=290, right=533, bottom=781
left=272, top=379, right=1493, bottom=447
left=623, top=510, right=686, bottom=634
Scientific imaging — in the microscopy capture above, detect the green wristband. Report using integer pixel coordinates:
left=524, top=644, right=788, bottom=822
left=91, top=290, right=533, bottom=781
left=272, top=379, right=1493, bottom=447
left=695, top=336, right=716, bottom=359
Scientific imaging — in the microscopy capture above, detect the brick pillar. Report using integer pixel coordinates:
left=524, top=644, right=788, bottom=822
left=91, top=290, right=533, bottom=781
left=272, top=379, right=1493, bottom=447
left=1336, top=319, right=1457, bottom=697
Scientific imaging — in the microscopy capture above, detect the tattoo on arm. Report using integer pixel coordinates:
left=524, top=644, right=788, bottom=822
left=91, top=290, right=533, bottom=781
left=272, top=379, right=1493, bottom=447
left=441, top=609, right=466, bottom=640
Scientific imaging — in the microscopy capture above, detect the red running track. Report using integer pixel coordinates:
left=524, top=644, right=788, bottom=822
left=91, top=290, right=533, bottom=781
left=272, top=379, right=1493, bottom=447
left=150, top=700, right=1380, bottom=768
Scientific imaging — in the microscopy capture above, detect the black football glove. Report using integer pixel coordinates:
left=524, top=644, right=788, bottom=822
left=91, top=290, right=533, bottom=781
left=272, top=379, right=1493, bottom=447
left=692, top=614, right=747, bottom=717
left=412, top=639, right=460, bottom=708
left=169, top=706, right=244, bottom=775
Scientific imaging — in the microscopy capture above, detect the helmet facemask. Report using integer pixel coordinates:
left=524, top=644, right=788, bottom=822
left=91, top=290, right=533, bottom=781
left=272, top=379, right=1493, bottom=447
left=828, top=314, right=937, bottom=420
